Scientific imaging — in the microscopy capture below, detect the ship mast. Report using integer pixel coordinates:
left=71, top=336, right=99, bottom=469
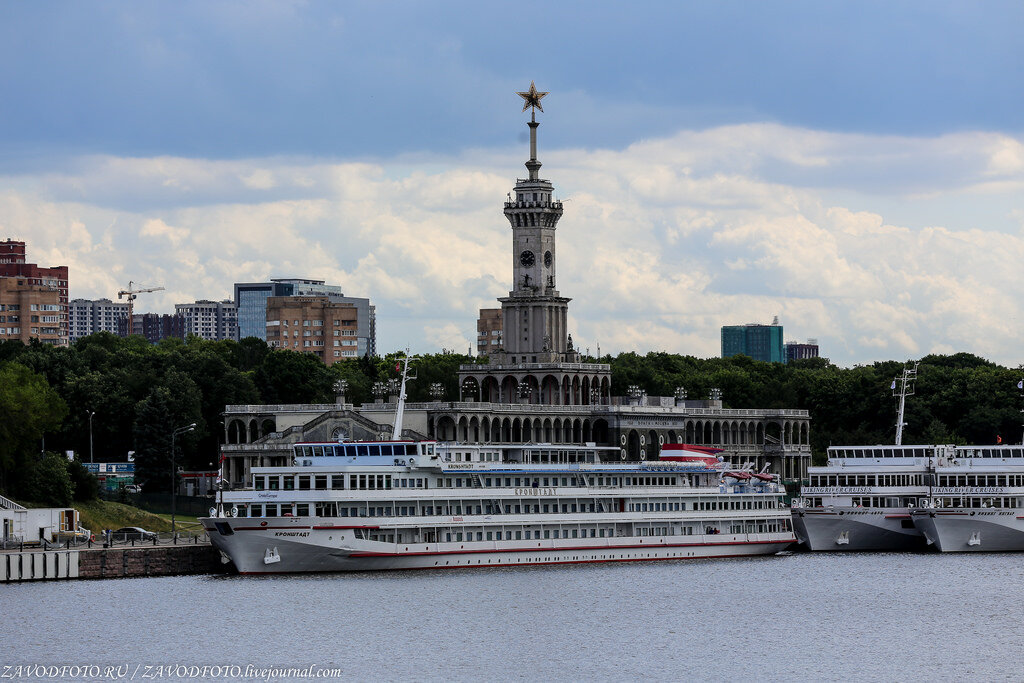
left=892, top=362, right=919, bottom=445
left=1018, top=376, right=1023, bottom=445
left=392, top=350, right=417, bottom=440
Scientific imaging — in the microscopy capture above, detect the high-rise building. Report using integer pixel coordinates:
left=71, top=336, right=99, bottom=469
left=234, top=278, right=375, bottom=356
left=0, top=277, right=63, bottom=345
left=785, top=339, right=820, bottom=362
left=0, top=239, right=69, bottom=344
left=175, top=300, right=237, bottom=341
left=265, top=296, right=361, bottom=366
left=234, top=278, right=342, bottom=341
left=476, top=308, right=502, bottom=356
left=69, top=298, right=129, bottom=341
left=721, top=320, right=785, bottom=363
left=117, top=313, right=186, bottom=344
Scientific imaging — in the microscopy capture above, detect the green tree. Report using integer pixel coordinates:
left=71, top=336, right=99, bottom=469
left=21, top=452, right=75, bottom=507
left=0, top=362, right=68, bottom=496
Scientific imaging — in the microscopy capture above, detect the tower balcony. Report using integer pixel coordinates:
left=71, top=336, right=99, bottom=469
left=504, top=199, right=563, bottom=210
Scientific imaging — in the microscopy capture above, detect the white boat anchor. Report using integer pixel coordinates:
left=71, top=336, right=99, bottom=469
left=836, top=531, right=850, bottom=545
left=967, top=532, right=981, bottom=547
left=264, top=547, right=281, bottom=565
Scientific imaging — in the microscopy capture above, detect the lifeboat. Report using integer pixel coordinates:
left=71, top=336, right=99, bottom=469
left=751, top=472, right=775, bottom=482
left=660, top=443, right=723, bottom=467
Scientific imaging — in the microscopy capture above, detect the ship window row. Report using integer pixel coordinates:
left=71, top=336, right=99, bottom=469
left=805, top=497, right=919, bottom=508
left=937, top=474, right=1024, bottom=487
left=254, top=474, right=427, bottom=491
left=438, top=475, right=683, bottom=489
left=237, top=496, right=781, bottom=518
left=634, top=499, right=776, bottom=512
left=932, top=497, right=1020, bottom=509
left=830, top=447, right=931, bottom=458
left=954, top=448, right=1024, bottom=458
left=810, top=474, right=923, bottom=487
left=356, top=518, right=791, bottom=544
left=295, top=443, right=427, bottom=458
left=449, top=452, right=500, bottom=462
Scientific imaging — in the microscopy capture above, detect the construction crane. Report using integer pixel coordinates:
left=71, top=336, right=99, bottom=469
left=117, top=281, right=165, bottom=334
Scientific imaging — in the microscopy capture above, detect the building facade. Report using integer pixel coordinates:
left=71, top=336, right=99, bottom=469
left=234, top=278, right=375, bottom=356
left=721, top=321, right=785, bottom=363
left=117, top=312, right=186, bottom=343
left=0, top=239, right=69, bottom=344
left=476, top=308, right=502, bottom=356
left=69, top=298, right=129, bottom=341
left=266, top=296, right=361, bottom=365
left=0, top=277, right=64, bottom=345
left=785, top=340, right=820, bottom=362
left=234, top=279, right=342, bottom=341
left=174, top=300, right=237, bottom=341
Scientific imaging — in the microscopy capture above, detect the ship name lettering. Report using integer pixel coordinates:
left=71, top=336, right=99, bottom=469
left=514, top=487, right=556, bottom=496
left=933, top=487, right=1006, bottom=495
left=274, top=531, right=309, bottom=537
left=802, top=486, right=873, bottom=495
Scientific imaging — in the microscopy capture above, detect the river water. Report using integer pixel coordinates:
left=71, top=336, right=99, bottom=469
left=3, top=552, right=1021, bottom=681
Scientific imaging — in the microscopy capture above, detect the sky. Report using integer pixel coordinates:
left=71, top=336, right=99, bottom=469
left=1, top=1, right=1022, bottom=367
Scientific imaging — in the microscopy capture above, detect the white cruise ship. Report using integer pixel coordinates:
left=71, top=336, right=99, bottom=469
left=791, top=444, right=937, bottom=551
left=911, top=445, right=1024, bottom=552
left=200, top=439, right=795, bottom=573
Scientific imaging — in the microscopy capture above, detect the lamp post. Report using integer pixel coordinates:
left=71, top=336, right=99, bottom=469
left=86, top=410, right=95, bottom=463
left=170, top=423, right=196, bottom=536
left=333, top=379, right=348, bottom=405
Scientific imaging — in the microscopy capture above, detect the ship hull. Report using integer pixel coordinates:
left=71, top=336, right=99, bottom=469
left=911, top=509, right=1024, bottom=552
left=202, top=518, right=794, bottom=574
left=792, top=508, right=926, bottom=551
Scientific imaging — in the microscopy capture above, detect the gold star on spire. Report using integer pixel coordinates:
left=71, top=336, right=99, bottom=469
left=516, top=81, right=549, bottom=113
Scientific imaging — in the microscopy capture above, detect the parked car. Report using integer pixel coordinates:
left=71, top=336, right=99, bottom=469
left=111, top=527, right=157, bottom=542
left=123, top=485, right=142, bottom=494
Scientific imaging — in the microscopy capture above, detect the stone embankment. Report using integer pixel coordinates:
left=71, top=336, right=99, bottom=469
left=2, top=545, right=229, bottom=582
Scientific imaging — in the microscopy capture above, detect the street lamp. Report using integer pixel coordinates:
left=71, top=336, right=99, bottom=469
left=170, top=422, right=196, bottom=536
left=86, top=410, right=95, bottom=463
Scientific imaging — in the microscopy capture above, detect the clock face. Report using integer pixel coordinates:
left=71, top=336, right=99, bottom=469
left=544, top=251, right=552, bottom=267
left=520, top=250, right=535, bottom=267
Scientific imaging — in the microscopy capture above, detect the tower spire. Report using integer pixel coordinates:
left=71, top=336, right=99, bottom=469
left=516, top=81, right=548, bottom=181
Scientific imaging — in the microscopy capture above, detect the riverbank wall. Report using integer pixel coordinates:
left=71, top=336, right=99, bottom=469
left=1, top=545, right=228, bottom=582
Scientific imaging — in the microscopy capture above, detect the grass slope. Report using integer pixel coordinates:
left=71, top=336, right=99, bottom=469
left=72, top=500, right=177, bottom=535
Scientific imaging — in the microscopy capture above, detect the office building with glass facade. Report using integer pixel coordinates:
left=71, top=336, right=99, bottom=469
left=721, top=323, right=785, bottom=363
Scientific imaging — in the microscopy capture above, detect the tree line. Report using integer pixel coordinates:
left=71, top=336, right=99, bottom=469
left=1, top=333, right=1021, bottom=504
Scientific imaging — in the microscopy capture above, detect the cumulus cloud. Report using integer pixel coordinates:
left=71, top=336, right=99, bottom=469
left=2, top=123, right=1023, bottom=367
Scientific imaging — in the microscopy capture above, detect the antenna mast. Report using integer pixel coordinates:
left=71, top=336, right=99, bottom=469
left=893, top=362, right=919, bottom=445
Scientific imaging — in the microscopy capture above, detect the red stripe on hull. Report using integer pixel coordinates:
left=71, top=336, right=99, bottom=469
left=237, top=549, right=781, bottom=575
left=348, top=538, right=792, bottom=558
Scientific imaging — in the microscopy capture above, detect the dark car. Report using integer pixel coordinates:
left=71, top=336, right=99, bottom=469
left=111, top=527, right=157, bottom=542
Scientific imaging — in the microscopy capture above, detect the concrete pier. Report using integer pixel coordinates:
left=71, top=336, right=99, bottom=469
left=1, top=545, right=227, bottom=582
